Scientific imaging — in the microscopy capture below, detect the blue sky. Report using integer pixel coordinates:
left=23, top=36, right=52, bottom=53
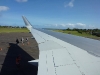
left=0, top=0, right=100, bottom=29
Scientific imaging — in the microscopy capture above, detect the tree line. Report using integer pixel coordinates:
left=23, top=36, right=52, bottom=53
left=63, top=28, right=100, bottom=37
left=0, top=25, right=26, bottom=28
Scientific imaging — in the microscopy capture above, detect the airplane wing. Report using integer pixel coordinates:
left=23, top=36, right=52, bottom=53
left=22, top=16, right=100, bottom=75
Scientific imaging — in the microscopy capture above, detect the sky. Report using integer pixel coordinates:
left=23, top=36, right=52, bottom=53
left=0, top=0, right=100, bottom=29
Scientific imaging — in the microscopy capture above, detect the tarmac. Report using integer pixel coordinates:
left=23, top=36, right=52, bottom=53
left=0, top=32, right=39, bottom=75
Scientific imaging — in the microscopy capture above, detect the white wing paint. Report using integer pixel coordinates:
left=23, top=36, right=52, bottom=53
left=22, top=16, right=100, bottom=75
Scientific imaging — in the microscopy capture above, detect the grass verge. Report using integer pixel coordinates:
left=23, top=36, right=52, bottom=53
left=0, top=28, right=29, bottom=33
left=54, top=30, right=100, bottom=40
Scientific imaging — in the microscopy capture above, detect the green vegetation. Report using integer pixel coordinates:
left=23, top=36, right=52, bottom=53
left=0, top=28, right=29, bottom=33
left=55, top=30, right=96, bottom=38
left=54, top=28, right=100, bottom=39
left=0, top=25, right=29, bottom=33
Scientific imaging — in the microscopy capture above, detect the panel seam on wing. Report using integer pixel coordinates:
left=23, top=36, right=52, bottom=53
left=46, top=54, right=48, bottom=74
left=50, top=41, right=86, bottom=75
left=52, top=51, right=57, bottom=75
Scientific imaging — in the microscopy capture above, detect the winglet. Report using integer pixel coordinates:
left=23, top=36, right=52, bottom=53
left=22, top=16, right=32, bottom=31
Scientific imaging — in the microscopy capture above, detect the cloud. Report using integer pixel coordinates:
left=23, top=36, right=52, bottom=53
left=48, top=23, right=87, bottom=29
left=55, top=23, right=75, bottom=27
left=88, top=25, right=95, bottom=29
left=42, top=23, right=97, bottom=29
left=76, top=23, right=86, bottom=26
left=60, top=24, right=66, bottom=27
left=64, top=0, right=75, bottom=8
left=67, top=23, right=75, bottom=27
left=56, top=23, right=75, bottom=28
left=15, top=0, right=28, bottom=2
left=55, top=24, right=58, bottom=27
left=76, top=23, right=86, bottom=29
left=0, top=6, right=9, bottom=12
left=43, top=22, right=88, bottom=29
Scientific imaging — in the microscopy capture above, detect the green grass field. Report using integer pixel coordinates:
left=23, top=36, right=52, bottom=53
left=54, top=30, right=100, bottom=40
left=0, top=28, right=29, bottom=33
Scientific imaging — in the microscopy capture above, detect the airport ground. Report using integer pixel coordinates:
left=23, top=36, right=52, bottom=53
left=0, top=28, right=100, bottom=75
left=0, top=28, right=100, bottom=40
left=0, top=32, right=39, bottom=75
left=0, top=28, right=29, bottom=33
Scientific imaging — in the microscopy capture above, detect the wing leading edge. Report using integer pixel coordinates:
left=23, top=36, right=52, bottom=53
left=22, top=16, right=100, bottom=75
left=22, top=16, right=32, bottom=31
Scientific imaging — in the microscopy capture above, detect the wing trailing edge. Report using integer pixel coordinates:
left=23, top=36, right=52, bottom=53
left=28, top=59, right=39, bottom=66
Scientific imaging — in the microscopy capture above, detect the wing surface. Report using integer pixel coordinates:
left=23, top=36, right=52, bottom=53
left=22, top=16, right=100, bottom=75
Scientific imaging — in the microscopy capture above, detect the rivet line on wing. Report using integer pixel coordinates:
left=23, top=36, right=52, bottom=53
left=52, top=51, right=57, bottom=75
left=46, top=54, right=48, bottom=72
left=52, top=41, right=85, bottom=75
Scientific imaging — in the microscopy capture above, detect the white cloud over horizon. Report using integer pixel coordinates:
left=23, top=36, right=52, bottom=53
left=44, top=23, right=93, bottom=29
left=15, top=0, right=28, bottom=2
left=54, top=23, right=85, bottom=27
left=88, top=25, right=95, bottom=29
left=76, top=23, right=86, bottom=26
left=0, top=6, right=9, bottom=12
left=64, top=0, right=75, bottom=8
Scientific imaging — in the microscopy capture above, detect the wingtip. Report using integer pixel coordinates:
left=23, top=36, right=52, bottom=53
left=22, top=15, right=25, bottom=18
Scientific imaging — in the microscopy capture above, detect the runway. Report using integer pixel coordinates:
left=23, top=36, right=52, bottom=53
left=37, top=28, right=100, bottom=57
